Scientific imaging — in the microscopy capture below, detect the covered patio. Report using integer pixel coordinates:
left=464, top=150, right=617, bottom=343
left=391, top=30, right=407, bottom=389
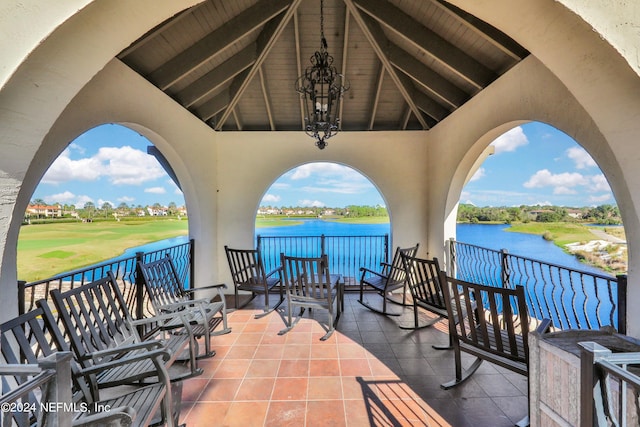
left=180, top=293, right=526, bottom=427
left=3, top=0, right=640, bottom=425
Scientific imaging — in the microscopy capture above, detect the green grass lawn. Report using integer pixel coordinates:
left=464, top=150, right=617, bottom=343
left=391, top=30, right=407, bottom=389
left=328, top=216, right=390, bottom=224
left=18, top=219, right=188, bottom=282
left=506, top=222, right=596, bottom=246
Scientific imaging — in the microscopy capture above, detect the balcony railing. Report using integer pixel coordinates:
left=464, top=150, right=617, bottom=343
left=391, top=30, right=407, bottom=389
left=257, top=234, right=389, bottom=288
left=18, top=239, right=194, bottom=317
left=448, top=238, right=627, bottom=333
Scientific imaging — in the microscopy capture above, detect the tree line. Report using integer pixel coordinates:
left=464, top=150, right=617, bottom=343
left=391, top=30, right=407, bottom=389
left=457, top=203, right=622, bottom=224
left=259, top=204, right=388, bottom=218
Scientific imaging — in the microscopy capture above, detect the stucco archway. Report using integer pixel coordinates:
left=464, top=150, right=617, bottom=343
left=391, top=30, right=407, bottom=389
left=2, top=0, right=640, bottom=336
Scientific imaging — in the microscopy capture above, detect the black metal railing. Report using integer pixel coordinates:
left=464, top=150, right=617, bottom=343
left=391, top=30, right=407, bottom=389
left=18, top=239, right=194, bottom=316
left=257, top=234, right=389, bottom=287
left=448, top=238, right=627, bottom=333
left=580, top=341, right=640, bottom=426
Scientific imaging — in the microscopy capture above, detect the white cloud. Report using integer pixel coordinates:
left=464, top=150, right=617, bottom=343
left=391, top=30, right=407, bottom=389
left=117, top=196, right=135, bottom=203
left=590, top=174, right=611, bottom=192
left=524, top=169, right=588, bottom=189
left=40, top=146, right=165, bottom=186
left=41, top=151, right=102, bottom=184
left=469, top=167, right=485, bottom=182
left=589, top=194, right=612, bottom=203
left=553, top=186, right=577, bottom=195
left=97, top=199, right=115, bottom=208
left=567, top=147, right=597, bottom=169
left=298, top=199, right=325, bottom=207
left=75, top=195, right=94, bottom=209
left=44, top=191, right=76, bottom=204
left=491, top=126, right=528, bottom=154
left=262, top=193, right=281, bottom=203
left=145, top=187, right=166, bottom=194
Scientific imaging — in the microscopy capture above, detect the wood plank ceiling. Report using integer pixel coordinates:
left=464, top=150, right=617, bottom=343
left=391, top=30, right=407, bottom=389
left=118, top=0, right=528, bottom=133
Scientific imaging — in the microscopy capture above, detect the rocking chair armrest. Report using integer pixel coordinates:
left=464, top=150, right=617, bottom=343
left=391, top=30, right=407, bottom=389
left=265, top=266, right=282, bottom=279
left=535, top=318, right=553, bottom=334
left=83, top=341, right=164, bottom=361
left=158, top=298, right=210, bottom=312
left=79, top=348, right=171, bottom=376
left=73, top=406, right=136, bottom=427
left=359, top=267, right=387, bottom=279
left=129, top=311, right=192, bottom=327
left=183, top=283, right=227, bottom=293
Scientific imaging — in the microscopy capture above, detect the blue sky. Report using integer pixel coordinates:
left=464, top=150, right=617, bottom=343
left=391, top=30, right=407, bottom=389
left=32, top=122, right=614, bottom=209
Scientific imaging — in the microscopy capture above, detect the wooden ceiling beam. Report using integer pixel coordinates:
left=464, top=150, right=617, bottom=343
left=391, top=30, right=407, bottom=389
left=368, top=64, right=385, bottom=130
left=177, top=43, right=257, bottom=108
left=352, top=0, right=493, bottom=89
left=432, top=0, right=529, bottom=61
left=293, top=11, right=305, bottom=130
left=149, top=0, right=292, bottom=90
left=345, top=0, right=429, bottom=129
left=195, top=88, right=230, bottom=122
left=338, top=7, right=351, bottom=131
left=258, top=67, right=275, bottom=131
left=387, top=43, right=468, bottom=109
left=215, top=0, right=302, bottom=131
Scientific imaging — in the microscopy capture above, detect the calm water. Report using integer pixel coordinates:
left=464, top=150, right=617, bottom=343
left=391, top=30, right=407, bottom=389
left=114, top=220, right=604, bottom=275
left=255, top=220, right=605, bottom=275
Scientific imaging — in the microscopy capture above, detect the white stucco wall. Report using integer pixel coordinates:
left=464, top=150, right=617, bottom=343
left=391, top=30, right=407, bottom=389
left=2, top=0, right=640, bottom=335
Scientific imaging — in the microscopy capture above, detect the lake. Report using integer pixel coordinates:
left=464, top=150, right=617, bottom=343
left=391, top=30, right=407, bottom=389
left=255, top=219, right=606, bottom=275
left=115, top=220, right=606, bottom=276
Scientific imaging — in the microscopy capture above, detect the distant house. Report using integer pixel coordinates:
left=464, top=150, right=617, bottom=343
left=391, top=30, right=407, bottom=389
left=26, top=204, right=62, bottom=218
left=147, top=206, right=168, bottom=216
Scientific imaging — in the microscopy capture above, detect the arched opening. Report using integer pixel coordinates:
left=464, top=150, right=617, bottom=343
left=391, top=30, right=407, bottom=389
left=18, top=123, right=187, bottom=282
left=254, top=161, right=390, bottom=287
left=456, top=121, right=625, bottom=275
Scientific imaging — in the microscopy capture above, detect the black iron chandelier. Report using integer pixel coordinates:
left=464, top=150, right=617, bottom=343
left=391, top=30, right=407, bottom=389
left=295, top=0, right=349, bottom=149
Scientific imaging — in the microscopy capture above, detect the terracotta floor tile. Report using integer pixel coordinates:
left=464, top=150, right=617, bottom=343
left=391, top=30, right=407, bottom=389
left=338, top=343, right=368, bottom=359
left=181, top=378, right=210, bottom=402
left=213, top=359, right=251, bottom=379
left=246, top=359, right=280, bottom=378
left=234, top=377, right=276, bottom=401
left=182, top=402, right=231, bottom=427
left=198, top=378, right=243, bottom=402
left=282, top=344, right=311, bottom=359
left=306, top=400, right=346, bottom=427
left=310, top=343, right=338, bottom=359
left=235, top=332, right=264, bottom=345
left=340, top=358, right=373, bottom=377
left=309, top=358, right=341, bottom=376
left=264, top=401, right=307, bottom=427
left=225, top=344, right=257, bottom=359
left=278, top=359, right=310, bottom=377
left=222, top=401, right=269, bottom=427
left=271, top=377, right=308, bottom=400
left=308, top=376, right=343, bottom=399
left=254, top=343, right=285, bottom=359
left=285, top=331, right=313, bottom=344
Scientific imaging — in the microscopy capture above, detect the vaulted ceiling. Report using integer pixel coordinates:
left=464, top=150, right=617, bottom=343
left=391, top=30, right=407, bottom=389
left=118, top=0, right=528, bottom=133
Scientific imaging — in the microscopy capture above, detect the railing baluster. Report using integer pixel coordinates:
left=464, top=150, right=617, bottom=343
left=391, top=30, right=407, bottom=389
left=448, top=238, right=623, bottom=332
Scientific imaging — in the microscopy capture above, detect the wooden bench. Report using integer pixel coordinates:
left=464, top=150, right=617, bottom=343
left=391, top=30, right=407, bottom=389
left=1, top=307, right=178, bottom=427
left=138, top=254, right=231, bottom=358
left=438, top=272, right=551, bottom=426
left=48, top=271, right=202, bottom=387
left=358, top=244, right=419, bottom=316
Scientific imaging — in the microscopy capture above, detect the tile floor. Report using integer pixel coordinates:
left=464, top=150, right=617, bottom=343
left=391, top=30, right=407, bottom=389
left=178, top=293, right=529, bottom=426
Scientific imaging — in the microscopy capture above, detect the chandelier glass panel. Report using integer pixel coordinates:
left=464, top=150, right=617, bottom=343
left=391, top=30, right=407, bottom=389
left=295, top=0, right=349, bottom=149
